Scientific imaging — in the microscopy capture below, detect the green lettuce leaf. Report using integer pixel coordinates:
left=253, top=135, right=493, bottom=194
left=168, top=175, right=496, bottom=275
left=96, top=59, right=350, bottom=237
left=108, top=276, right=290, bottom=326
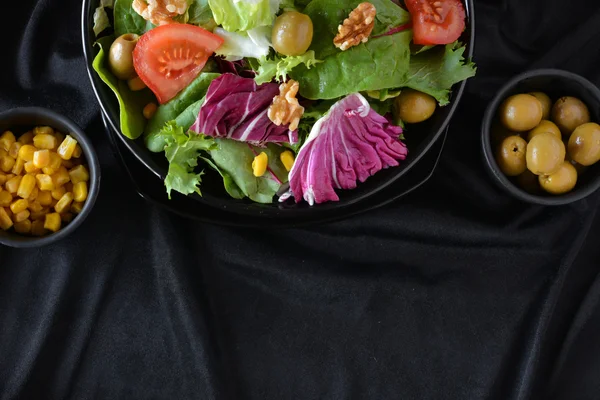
left=208, top=139, right=289, bottom=204
left=145, top=72, right=220, bottom=152
left=113, top=0, right=154, bottom=37
left=187, top=0, right=216, bottom=29
left=292, top=31, right=412, bottom=100
left=199, top=156, right=245, bottom=199
left=208, top=0, right=281, bottom=32
left=92, top=36, right=155, bottom=139
left=255, top=51, right=322, bottom=85
left=403, top=42, right=477, bottom=106
left=93, top=0, right=113, bottom=37
left=158, top=121, right=217, bottom=198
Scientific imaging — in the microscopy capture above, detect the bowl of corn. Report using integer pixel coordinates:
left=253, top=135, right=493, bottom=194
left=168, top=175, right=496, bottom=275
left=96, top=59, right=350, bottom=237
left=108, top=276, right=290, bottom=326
left=0, top=107, right=100, bottom=248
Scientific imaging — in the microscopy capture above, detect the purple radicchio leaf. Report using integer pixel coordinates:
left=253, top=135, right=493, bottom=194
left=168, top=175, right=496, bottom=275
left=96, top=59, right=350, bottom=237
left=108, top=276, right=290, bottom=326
left=214, top=57, right=257, bottom=78
left=190, top=73, right=298, bottom=145
left=281, top=93, right=408, bottom=206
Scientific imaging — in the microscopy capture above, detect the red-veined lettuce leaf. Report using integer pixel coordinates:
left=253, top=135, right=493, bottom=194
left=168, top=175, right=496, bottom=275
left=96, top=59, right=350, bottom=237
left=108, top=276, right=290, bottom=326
left=281, top=93, right=408, bottom=205
left=190, top=74, right=298, bottom=144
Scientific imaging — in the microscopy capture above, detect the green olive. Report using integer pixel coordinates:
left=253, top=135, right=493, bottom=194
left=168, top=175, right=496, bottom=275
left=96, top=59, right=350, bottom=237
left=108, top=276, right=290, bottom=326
left=516, top=169, right=541, bottom=194
left=496, top=135, right=527, bottom=176
left=499, top=94, right=543, bottom=132
left=567, top=122, right=600, bottom=166
left=539, top=161, right=578, bottom=195
left=527, top=120, right=562, bottom=142
left=526, top=132, right=566, bottom=175
left=491, top=123, right=519, bottom=146
left=394, top=89, right=437, bottom=124
left=272, top=11, right=313, bottom=56
left=109, top=33, right=140, bottom=81
left=551, top=96, right=590, bottom=136
left=529, top=92, right=552, bottom=120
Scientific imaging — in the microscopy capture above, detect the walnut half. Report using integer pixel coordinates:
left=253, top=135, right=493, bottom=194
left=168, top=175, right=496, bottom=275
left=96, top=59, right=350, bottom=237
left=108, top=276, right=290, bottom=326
left=132, top=0, right=187, bottom=26
left=268, top=80, right=305, bottom=132
left=333, top=2, right=377, bottom=51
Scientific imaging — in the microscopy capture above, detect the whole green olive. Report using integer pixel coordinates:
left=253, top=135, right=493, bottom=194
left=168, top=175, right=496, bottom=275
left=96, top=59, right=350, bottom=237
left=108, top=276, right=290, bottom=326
left=539, top=161, right=578, bottom=195
left=499, top=94, right=543, bottom=132
left=516, top=169, right=541, bottom=194
left=272, top=11, right=314, bottom=56
left=526, top=132, right=566, bottom=175
left=529, top=92, right=552, bottom=120
left=527, top=120, right=562, bottom=142
left=496, top=135, right=527, bottom=176
left=109, top=33, right=140, bottom=81
left=567, top=122, right=600, bottom=166
left=394, top=89, right=437, bottom=124
left=551, top=96, right=590, bottom=136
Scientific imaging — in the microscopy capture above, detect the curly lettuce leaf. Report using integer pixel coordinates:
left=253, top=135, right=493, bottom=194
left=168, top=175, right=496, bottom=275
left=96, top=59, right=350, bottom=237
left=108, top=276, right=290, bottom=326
left=292, top=31, right=412, bottom=100
left=157, top=121, right=217, bottom=198
left=113, top=0, right=154, bottom=37
left=208, top=139, right=289, bottom=203
left=93, top=0, right=113, bottom=37
left=145, top=72, right=221, bottom=152
left=254, top=51, right=322, bottom=85
left=403, top=42, right=477, bottom=106
left=92, top=36, right=155, bottom=139
left=214, top=27, right=272, bottom=62
left=208, top=0, right=282, bottom=32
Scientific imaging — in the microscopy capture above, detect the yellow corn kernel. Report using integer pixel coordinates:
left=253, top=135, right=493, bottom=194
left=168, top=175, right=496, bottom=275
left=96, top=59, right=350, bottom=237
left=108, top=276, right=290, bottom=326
left=18, top=145, right=37, bottom=162
left=36, top=174, right=55, bottom=191
left=53, top=133, right=65, bottom=151
left=71, top=201, right=84, bottom=214
left=72, top=144, right=82, bottom=158
left=54, top=192, right=73, bottom=214
left=30, top=208, right=48, bottom=221
left=33, top=134, right=57, bottom=150
left=14, top=219, right=32, bottom=234
left=0, top=207, right=13, bottom=230
left=10, top=199, right=29, bottom=214
left=143, top=102, right=158, bottom=119
left=0, top=172, right=6, bottom=186
left=34, top=126, right=54, bottom=136
left=252, top=152, right=268, bottom=177
left=128, top=76, right=147, bottom=91
left=44, top=212, right=61, bottom=232
left=37, top=190, right=53, bottom=206
left=51, top=186, right=66, bottom=200
left=43, top=152, right=62, bottom=175
left=17, top=174, right=36, bottom=199
left=13, top=209, right=30, bottom=223
left=0, top=191, right=11, bottom=207
left=33, top=149, right=50, bottom=168
left=73, top=181, right=88, bottom=202
left=280, top=150, right=295, bottom=172
left=31, top=219, right=47, bottom=236
left=61, top=212, right=74, bottom=223
left=11, top=157, right=24, bottom=175
left=28, top=200, right=43, bottom=213
left=28, top=186, right=39, bottom=201
left=5, top=175, right=22, bottom=194
left=69, top=165, right=89, bottom=184
left=24, top=161, right=40, bottom=174
left=9, top=142, right=21, bottom=159
left=57, top=135, right=78, bottom=160
left=18, top=131, right=34, bottom=145
left=0, top=154, right=15, bottom=172
left=5, top=174, right=14, bottom=181
left=53, top=167, right=71, bottom=187
left=0, top=131, right=15, bottom=152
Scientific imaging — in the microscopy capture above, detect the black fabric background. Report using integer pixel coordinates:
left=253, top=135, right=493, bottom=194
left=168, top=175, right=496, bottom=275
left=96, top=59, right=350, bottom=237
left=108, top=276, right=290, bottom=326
left=2, top=0, right=600, bottom=399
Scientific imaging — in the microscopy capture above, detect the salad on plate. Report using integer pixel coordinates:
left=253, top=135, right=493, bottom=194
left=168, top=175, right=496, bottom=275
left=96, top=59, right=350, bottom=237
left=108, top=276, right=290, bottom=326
left=92, top=0, right=476, bottom=205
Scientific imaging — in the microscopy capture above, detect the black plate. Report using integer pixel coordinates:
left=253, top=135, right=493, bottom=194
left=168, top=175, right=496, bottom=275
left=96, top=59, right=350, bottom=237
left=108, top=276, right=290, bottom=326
left=81, top=0, right=475, bottom=222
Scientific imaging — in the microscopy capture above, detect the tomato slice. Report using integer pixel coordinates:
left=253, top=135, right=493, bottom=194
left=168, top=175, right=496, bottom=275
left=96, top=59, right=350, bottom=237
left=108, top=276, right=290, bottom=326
left=133, top=24, right=224, bottom=104
left=405, top=0, right=466, bottom=46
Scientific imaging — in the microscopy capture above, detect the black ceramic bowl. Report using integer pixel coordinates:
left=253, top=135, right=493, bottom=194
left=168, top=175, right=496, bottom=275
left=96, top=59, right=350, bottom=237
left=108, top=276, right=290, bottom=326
left=82, top=0, right=475, bottom=221
left=481, top=69, right=600, bottom=205
left=0, top=107, right=101, bottom=248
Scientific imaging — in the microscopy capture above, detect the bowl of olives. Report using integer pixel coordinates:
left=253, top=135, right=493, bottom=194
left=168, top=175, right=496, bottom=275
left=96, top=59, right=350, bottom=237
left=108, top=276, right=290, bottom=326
left=482, top=69, right=600, bottom=205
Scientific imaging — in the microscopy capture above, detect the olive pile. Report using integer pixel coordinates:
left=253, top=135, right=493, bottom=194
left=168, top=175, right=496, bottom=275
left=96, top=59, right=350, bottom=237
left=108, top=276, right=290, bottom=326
left=493, top=92, right=600, bottom=195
